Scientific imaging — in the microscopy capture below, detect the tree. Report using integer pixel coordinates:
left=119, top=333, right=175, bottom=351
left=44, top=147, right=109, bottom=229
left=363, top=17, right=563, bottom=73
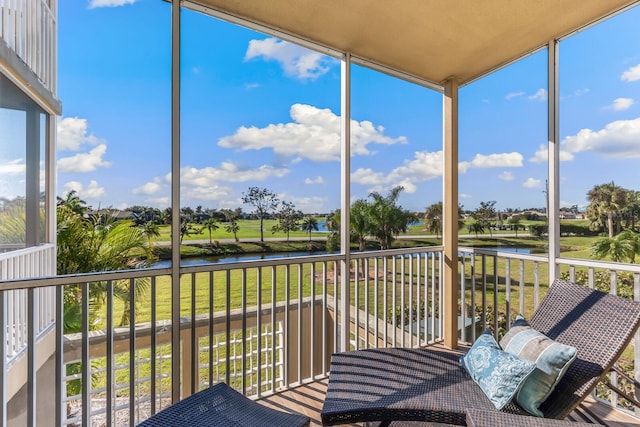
left=271, top=201, right=303, bottom=242
left=507, top=215, right=523, bottom=237
left=140, top=221, right=160, bottom=247
left=590, top=233, right=635, bottom=263
left=242, top=187, right=280, bottom=242
left=325, top=209, right=341, bottom=252
left=57, top=190, right=89, bottom=215
left=467, top=221, right=485, bottom=238
left=424, top=202, right=442, bottom=239
left=472, top=201, right=497, bottom=237
left=350, top=199, right=371, bottom=251
left=225, top=219, right=240, bottom=242
left=57, top=206, right=151, bottom=328
left=367, top=186, right=415, bottom=250
left=202, top=218, right=219, bottom=245
left=300, top=216, right=319, bottom=241
left=587, top=182, right=629, bottom=238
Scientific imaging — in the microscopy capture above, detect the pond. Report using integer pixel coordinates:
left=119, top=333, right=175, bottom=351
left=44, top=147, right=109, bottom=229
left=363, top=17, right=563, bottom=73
left=151, top=250, right=329, bottom=267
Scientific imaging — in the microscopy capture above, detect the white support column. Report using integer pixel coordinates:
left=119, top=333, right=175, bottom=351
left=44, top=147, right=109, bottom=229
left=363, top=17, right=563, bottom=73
left=339, top=53, right=351, bottom=352
left=443, top=79, right=459, bottom=349
left=547, top=40, right=560, bottom=284
left=170, top=0, right=182, bottom=404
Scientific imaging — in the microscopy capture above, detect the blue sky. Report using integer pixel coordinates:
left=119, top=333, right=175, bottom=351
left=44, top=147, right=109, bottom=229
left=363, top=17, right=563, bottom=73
left=50, top=0, right=640, bottom=214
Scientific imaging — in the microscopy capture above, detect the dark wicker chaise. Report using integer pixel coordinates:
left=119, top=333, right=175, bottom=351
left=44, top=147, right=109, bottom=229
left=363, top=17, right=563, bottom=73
left=137, top=382, right=310, bottom=427
left=321, top=279, right=640, bottom=426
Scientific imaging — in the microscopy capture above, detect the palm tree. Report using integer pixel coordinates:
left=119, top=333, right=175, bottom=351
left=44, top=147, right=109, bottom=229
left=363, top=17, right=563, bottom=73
left=367, top=186, right=415, bottom=250
left=587, top=182, right=629, bottom=238
left=225, top=219, right=240, bottom=242
left=56, top=190, right=88, bottom=215
left=202, top=218, right=219, bottom=245
left=300, top=216, right=319, bottom=241
left=140, top=221, right=160, bottom=247
left=424, top=202, right=442, bottom=239
left=590, top=233, right=634, bottom=263
left=350, top=200, right=371, bottom=251
left=57, top=206, right=151, bottom=328
left=467, top=221, right=485, bottom=238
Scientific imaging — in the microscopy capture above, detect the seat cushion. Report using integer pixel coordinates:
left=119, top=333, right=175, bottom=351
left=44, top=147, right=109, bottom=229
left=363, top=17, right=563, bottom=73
left=500, top=316, right=578, bottom=417
left=460, top=330, right=535, bottom=410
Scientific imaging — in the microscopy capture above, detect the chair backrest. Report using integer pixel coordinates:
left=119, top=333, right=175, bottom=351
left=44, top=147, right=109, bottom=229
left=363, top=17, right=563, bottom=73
left=528, top=278, right=640, bottom=419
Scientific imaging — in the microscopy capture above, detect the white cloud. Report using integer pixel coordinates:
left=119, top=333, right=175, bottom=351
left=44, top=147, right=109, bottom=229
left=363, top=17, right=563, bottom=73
left=0, top=159, right=25, bottom=175
left=134, top=163, right=290, bottom=204
left=608, top=97, right=634, bottom=111
left=459, top=152, right=523, bottom=173
left=522, top=178, right=542, bottom=188
left=304, top=176, right=324, bottom=185
left=561, top=117, right=640, bottom=158
left=529, top=144, right=574, bottom=163
left=460, top=193, right=472, bottom=199
left=621, top=64, right=640, bottom=82
left=505, top=91, right=525, bottom=100
left=528, top=88, right=547, bottom=101
left=88, top=0, right=135, bottom=9
left=245, top=83, right=260, bottom=90
left=64, top=180, right=105, bottom=199
left=352, top=150, right=443, bottom=194
left=245, top=38, right=334, bottom=80
left=498, top=171, right=514, bottom=181
left=574, top=88, right=590, bottom=96
left=278, top=193, right=328, bottom=213
left=58, top=144, right=111, bottom=173
left=180, top=162, right=289, bottom=185
left=219, top=104, right=406, bottom=162
left=57, top=117, right=102, bottom=151
left=132, top=177, right=163, bottom=195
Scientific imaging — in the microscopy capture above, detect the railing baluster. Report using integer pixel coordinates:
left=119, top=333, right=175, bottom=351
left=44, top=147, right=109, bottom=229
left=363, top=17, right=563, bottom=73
left=81, top=282, right=89, bottom=427
left=297, top=263, right=302, bottom=384
left=256, top=267, right=262, bottom=396
left=383, top=256, right=388, bottom=347
left=310, top=261, right=316, bottom=376
left=0, top=289, right=7, bottom=427
left=270, top=266, right=277, bottom=393
left=151, top=276, right=158, bottom=415
left=519, top=260, right=525, bottom=315
left=374, top=257, right=379, bottom=349
left=634, top=272, right=640, bottom=419
left=471, top=252, right=476, bottom=342
left=129, top=278, right=136, bottom=427
left=27, top=287, right=35, bottom=427
left=354, top=259, right=359, bottom=350
left=190, top=273, right=197, bottom=395
left=392, top=257, right=397, bottom=346
left=364, top=258, right=369, bottom=349
left=208, top=271, right=214, bottom=391
left=408, top=255, right=413, bottom=346
left=322, top=261, right=327, bottom=372
left=505, top=258, right=511, bottom=329
left=481, top=255, right=487, bottom=331
left=534, top=262, right=540, bottom=310
left=400, top=255, right=405, bottom=348
left=106, top=280, right=114, bottom=425
left=241, top=268, right=247, bottom=394
left=284, top=265, right=290, bottom=387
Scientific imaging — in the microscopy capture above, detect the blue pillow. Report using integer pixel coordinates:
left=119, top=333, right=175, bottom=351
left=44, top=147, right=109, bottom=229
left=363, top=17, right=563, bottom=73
left=460, top=330, right=536, bottom=410
left=500, top=316, right=577, bottom=417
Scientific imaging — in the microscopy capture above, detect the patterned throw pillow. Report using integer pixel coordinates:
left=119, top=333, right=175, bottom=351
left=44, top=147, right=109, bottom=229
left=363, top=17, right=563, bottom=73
left=500, top=316, right=578, bottom=417
left=460, top=330, right=536, bottom=410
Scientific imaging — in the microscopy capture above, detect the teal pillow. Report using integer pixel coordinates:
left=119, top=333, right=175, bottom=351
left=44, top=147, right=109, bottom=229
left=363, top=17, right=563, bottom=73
left=460, top=330, right=536, bottom=410
left=500, top=316, right=578, bottom=417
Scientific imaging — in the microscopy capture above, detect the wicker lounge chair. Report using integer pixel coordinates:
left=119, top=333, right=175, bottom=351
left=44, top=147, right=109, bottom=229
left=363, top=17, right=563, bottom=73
left=138, top=382, right=310, bottom=427
left=321, top=279, right=640, bottom=426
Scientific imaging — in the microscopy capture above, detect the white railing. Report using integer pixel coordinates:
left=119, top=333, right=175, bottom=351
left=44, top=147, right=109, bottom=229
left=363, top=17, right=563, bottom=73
left=2, top=246, right=639, bottom=426
left=0, top=243, right=56, bottom=362
left=459, top=247, right=640, bottom=418
left=0, top=0, right=57, bottom=94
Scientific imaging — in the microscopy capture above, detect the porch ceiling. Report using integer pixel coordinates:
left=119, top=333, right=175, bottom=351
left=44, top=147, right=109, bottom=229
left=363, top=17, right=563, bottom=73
left=191, top=0, right=638, bottom=87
